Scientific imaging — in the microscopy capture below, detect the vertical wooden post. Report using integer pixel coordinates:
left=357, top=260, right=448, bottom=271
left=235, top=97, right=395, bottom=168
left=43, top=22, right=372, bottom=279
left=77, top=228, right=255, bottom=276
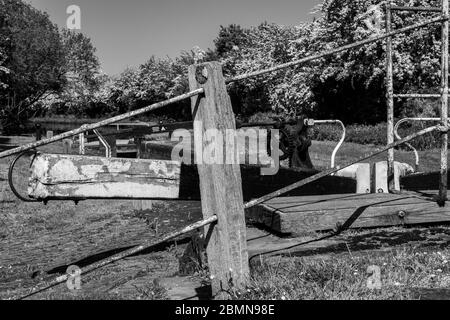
left=440, top=0, right=449, bottom=205
left=133, top=135, right=153, bottom=211
left=188, top=62, right=249, bottom=298
left=386, top=3, right=396, bottom=191
left=79, top=133, right=85, bottom=155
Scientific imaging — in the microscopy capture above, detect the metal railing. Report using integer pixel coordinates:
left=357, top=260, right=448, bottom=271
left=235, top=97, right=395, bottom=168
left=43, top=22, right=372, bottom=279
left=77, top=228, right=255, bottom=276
left=394, top=118, right=442, bottom=172
left=308, top=119, right=346, bottom=169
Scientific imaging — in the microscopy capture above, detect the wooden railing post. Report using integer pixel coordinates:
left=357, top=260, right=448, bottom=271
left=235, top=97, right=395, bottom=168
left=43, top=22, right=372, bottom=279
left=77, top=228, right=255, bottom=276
left=188, top=62, right=249, bottom=298
left=133, top=135, right=153, bottom=212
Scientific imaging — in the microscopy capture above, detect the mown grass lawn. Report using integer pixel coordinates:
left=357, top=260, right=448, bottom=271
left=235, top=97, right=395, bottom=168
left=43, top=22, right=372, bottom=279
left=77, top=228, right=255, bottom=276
left=235, top=246, right=450, bottom=300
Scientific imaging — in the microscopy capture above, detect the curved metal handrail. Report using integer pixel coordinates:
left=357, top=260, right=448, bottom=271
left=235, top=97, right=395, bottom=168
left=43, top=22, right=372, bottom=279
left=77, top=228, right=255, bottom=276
left=309, top=119, right=346, bottom=169
left=93, top=129, right=112, bottom=158
left=394, top=117, right=441, bottom=171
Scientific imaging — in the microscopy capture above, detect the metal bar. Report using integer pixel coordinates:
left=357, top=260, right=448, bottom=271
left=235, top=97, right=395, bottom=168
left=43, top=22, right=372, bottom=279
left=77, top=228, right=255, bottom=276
left=393, top=93, right=442, bottom=98
left=16, top=215, right=218, bottom=300
left=0, top=89, right=204, bottom=160
left=79, top=133, right=85, bottom=155
left=386, top=3, right=395, bottom=191
left=440, top=0, right=449, bottom=204
left=227, top=16, right=448, bottom=84
left=390, top=6, right=442, bottom=12
left=394, top=118, right=441, bottom=171
left=311, top=120, right=346, bottom=169
left=244, top=125, right=443, bottom=209
left=93, top=129, right=111, bottom=158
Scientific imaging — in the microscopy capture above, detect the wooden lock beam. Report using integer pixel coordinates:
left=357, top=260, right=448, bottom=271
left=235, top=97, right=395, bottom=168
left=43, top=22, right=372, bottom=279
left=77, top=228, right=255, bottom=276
left=28, top=153, right=181, bottom=201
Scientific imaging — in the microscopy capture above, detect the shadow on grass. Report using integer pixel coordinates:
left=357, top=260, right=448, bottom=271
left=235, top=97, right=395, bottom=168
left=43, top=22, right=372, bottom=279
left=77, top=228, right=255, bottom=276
left=46, top=237, right=192, bottom=275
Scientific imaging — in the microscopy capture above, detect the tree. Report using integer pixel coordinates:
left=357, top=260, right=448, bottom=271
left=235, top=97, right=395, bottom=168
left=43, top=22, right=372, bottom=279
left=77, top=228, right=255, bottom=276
left=280, top=0, right=442, bottom=123
left=213, top=23, right=303, bottom=117
left=0, top=0, right=66, bottom=133
left=106, top=49, right=216, bottom=121
left=40, top=29, right=107, bottom=118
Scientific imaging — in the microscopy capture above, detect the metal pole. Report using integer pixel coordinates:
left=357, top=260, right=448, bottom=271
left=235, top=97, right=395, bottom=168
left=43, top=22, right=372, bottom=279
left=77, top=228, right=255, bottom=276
left=441, top=0, right=449, bottom=205
left=386, top=3, right=396, bottom=191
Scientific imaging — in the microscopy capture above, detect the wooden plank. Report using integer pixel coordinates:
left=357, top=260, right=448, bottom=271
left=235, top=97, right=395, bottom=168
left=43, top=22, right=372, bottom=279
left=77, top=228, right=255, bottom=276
left=28, top=153, right=181, bottom=200
left=356, top=163, right=371, bottom=194
left=188, top=62, right=249, bottom=298
left=258, top=193, right=433, bottom=210
left=140, top=141, right=357, bottom=200
left=247, top=193, right=450, bottom=235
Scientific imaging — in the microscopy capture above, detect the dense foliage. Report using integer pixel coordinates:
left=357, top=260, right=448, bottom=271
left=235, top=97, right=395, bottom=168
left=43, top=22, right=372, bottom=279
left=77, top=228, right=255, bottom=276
left=0, top=0, right=447, bottom=133
left=0, top=0, right=66, bottom=132
left=222, top=0, right=443, bottom=124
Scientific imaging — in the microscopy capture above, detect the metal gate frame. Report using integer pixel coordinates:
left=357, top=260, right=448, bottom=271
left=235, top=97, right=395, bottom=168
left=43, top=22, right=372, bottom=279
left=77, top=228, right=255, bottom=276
left=386, top=1, right=449, bottom=203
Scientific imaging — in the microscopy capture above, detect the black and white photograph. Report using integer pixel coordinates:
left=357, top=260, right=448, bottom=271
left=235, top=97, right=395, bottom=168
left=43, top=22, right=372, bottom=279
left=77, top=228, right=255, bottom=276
left=1, top=0, right=450, bottom=309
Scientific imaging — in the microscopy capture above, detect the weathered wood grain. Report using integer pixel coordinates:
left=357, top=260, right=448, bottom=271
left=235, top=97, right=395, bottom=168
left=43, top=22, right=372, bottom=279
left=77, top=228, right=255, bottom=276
left=141, top=140, right=357, bottom=200
left=28, top=153, right=181, bottom=200
left=188, top=62, right=249, bottom=298
left=247, top=193, right=450, bottom=235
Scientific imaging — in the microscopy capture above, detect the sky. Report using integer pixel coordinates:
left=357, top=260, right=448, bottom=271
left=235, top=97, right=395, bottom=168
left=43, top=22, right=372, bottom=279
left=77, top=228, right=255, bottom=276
left=27, top=0, right=321, bottom=76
